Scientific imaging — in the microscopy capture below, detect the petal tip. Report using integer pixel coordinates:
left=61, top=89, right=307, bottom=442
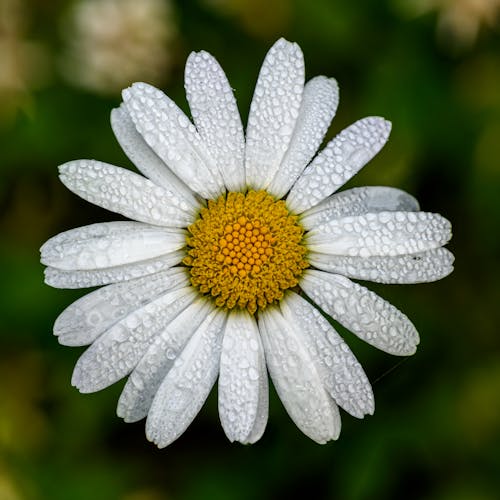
left=110, top=106, right=122, bottom=123
left=327, top=76, right=339, bottom=92
left=365, top=116, right=392, bottom=135
left=116, top=405, right=139, bottom=423
left=403, top=344, right=418, bottom=356
left=122, top=82, right=151, bottom=101
left=52, top=325, right=61, bottom=337
left=360, top=397, right=375, bottom=418
left=271, top=37, right=302, bottom=56
left=57, top=335, right=81, bottom=347
left=145, top=426, right=169, bottom=449
left=73, top=382, right=91, bottom=394
left=274, top=36, right=291, bottom=46
left=71, top=366, right=94, bottom=394
left=43, top=267, right=56, bottom=287
left=58, top=162, right=70, bottom=175
left=186, top=49, right=210, bottom=63
left=121, top=86, right=132, bottom=101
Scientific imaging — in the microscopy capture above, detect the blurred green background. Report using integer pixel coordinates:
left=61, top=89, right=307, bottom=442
left=1, top=0, right=499, bottom=499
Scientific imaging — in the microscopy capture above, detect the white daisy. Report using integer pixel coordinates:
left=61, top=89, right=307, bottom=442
left=41, top=39, right=454, bottom=447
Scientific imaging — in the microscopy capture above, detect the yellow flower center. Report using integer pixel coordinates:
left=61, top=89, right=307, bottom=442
left=183, top=190, right=308, bottom=314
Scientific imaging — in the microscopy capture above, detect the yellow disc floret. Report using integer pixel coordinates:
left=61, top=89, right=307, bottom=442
left=183, top=190, right=308, bottom=314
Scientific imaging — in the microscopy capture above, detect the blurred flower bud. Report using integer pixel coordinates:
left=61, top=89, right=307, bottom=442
left=0, top=0, right=50, bottom=123
left=400, top=0, right=500, bottom=51
left=60, top=0, right=178, bottom=95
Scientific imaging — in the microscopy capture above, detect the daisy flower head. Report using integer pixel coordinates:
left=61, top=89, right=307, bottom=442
left=41, top=39, right=454, bottom=447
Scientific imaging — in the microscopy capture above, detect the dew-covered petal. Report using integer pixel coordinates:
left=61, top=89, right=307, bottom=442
left=111, top=105, right=197, bottom=206
left=71, top=286, right=197, bottom=393
left=185, top=51, right=245, bottom=192
left=218, top=311, right=268, bottom=444
left=280, top=292, right=374, bottom=418
left=301, top=270, right=419, bottom=355
left=245, top=38, right=305, bottom=190
left=308, top=248, right=455, bottom=284
left=258, top=307, right=341, bottom=444
left=41, top=221, right=186, bottom=271
left=287, top=117, right=392, bottom=213
left=146, top=309, right=226, bottom=448
left=300, top=186, right=420, bottom=230
left=59, top=160, right=195, bottom=227
left=306, top=211, right=452, bottom=257
left=54, top=268, right=189, bottom=346
left=268, top=76, right=339, bottom=199
left=117, top=298, right=214, bottom=423
left=123, top=82, right=225, bottom=199
left=44, top=252, right=183, bottom=289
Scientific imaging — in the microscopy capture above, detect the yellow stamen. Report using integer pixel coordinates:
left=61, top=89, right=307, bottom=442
left=183, top=190, right=308, bottom=314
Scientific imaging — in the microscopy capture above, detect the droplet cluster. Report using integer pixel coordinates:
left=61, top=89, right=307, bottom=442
left=184, top=190, right=308, bottom=314
left=216, top=217, right=274, bottom=278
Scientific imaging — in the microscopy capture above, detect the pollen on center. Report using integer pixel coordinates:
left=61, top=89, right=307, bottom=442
left=183, top=190, right=308, bottom=314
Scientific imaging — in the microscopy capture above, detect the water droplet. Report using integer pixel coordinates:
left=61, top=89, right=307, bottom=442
left=248, top=367, right=259, bottom=381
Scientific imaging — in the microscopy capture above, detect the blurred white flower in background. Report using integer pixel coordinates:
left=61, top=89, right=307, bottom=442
left=60, top=0, right=177, bottom=95
left=0, top=0, right=50, bottom=122
left=403, top=0, right=500, bottom=50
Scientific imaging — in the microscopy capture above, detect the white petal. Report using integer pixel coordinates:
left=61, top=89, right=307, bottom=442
left=306, top=211, right=452, bottom=257
left=41, top=221, right=186, bottom=271
left=258, top=308, right=341, bottom=444
left=44, top=252, right=183, bottom=289
left=59, top=160, right=195, bottom=227
left=117, top=298, right=214, bottom=423
left=54, top=268, right=189, bottom=346
left=245, top=38, right=305, bottom=190
left=123, top=82, right=225, bottom=199
left=71, top=286, right=197, bottom=393
left=146, top=309, right=226, bottom=448
left=185, top=51, right=245, bottom=191
left=287, top=117, right=392, bottom=213
left=111, top=105, right=197, bottom=207
left=301, top=186, right=420, bottom=230
left=268, top=76, right=339, bottom=199
left=301, top=270, right=419, bottom=355
left=218, top=311, right=268, bottom=444
left=309, top=248, right=455, bottom=284
left=280, top=292, right=374, bottom=418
